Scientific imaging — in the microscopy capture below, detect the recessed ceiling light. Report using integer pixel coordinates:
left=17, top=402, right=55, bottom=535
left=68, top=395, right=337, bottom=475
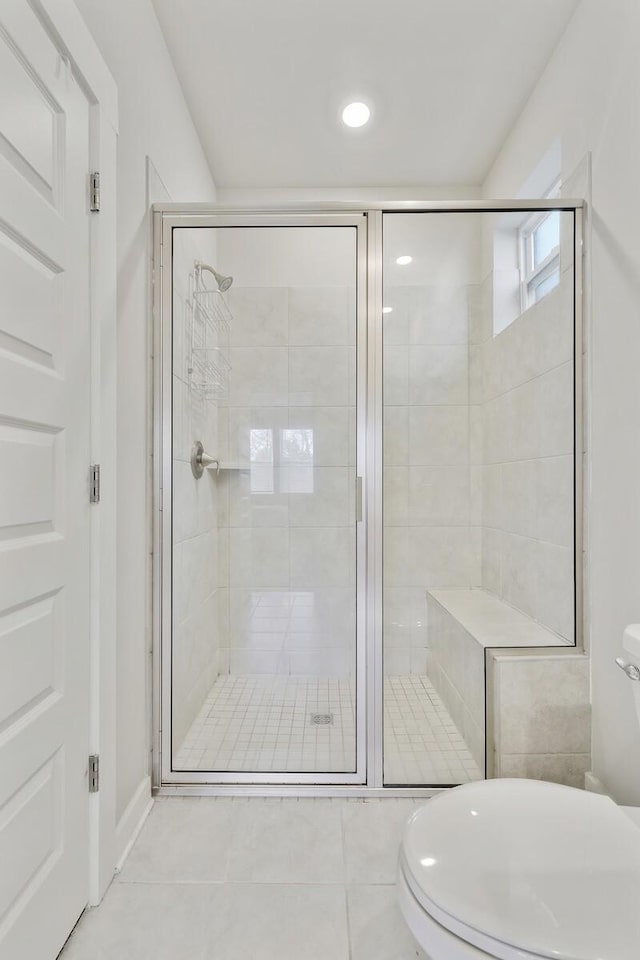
left=396, top=255, right=412, bottom=265
left=382, top=306, right=393, bottom=314
left=342, top=102, right=370, bottom=128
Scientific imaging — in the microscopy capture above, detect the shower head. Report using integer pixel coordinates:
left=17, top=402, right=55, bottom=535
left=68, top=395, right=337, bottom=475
left=195, top=260, right=233, bottom=292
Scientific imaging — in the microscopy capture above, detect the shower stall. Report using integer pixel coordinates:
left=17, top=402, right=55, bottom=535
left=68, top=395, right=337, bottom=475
left=153, top=202, right=583, bottom=792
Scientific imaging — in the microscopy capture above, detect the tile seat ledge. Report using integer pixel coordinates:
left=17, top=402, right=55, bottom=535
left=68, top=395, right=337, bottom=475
left=427, top=588, right=572, bottom=649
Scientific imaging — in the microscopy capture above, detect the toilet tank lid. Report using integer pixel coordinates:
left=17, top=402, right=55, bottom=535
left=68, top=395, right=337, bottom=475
left=401, top=779, right=640, bottom=960
left=623, top=623, right=640, bottom=659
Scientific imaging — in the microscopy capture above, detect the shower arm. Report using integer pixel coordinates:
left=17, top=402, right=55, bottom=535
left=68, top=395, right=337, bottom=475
left=195, top=261, right=217, bottom=281
left=194, top=260, right=233, bottom=292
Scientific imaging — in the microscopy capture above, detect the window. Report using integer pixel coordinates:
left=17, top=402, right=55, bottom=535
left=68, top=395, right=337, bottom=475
left=519, top=187, right=561, bottom=310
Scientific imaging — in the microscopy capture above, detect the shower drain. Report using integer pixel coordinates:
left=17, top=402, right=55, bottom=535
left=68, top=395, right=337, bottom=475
left=310, top=713, right=334, bottom=726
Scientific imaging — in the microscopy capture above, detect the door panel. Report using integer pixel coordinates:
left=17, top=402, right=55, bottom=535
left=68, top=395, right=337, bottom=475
left=0, top=2, right=92, bottom=957
left=162, top=217, right=367, bottom=785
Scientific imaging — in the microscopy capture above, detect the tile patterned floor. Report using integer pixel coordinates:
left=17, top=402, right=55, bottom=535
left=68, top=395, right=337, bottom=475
left=175, top=675, right=356, bottom=773
left=384, top=675, right=482, bottom=784
left=175, top=674, right=482, bottom=785
left=60, top=797, right=429, bottom=960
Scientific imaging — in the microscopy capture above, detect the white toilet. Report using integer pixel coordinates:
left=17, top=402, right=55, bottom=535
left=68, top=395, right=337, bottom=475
left=397, top=625, right=640, bottom=960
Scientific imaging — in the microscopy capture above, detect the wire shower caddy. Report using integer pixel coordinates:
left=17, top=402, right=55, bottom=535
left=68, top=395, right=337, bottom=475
left=188, top=280, right=232, bottom=401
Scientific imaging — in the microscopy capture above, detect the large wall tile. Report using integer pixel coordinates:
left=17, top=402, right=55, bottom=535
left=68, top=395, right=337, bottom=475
left=492, top=654, right=590, bottom=785
left=534, top=278, right=573, bottom=375
left=535, top=361, right=574, bottom=459
left=409, top=346, right=468, bottom=406
left=227, top=287, right=289, bottom=347
left=409, top=286, right=469, bottom=345
left=501, top=460, right=537, bottom=539
left=289, top=346, right=354, bottom=406
left=229, top=649, right=285, bottom=675
left=288, top=467, right=353, bottom=527
left=536, top=541, right=575, bottom=641
left=226, top=406, right=289, bottom=465
left=383, top=345, right=409, bottom=405
left=500, top=533, right=538, bottom=620
left=229, top=527, right=289, bottom=587
left=288, top=286, right=354, bottom=346
left=408, top=466, right=470, bottom=526
left=288, top=649, right=353, bottom=678
left=383, top=467, right=409, bottom=526
left=408, top=406, right=469, bottom=465
left=536, top=455, right=574, bottom=548
left=383, top=407, right=409, bottom=466
left=228, top=469, right=289, bottom=528
left=481, top=527, right=502, bottom=595
left=407, top=527, right=478, bottom=588
left=498, top=753, right=590, bottom=789
left=229, top=346, right=288, bottom=407
left=383, top=527, right=410, bottom=587
left=289, top=527, right=355, bottom=588
left=381, top=287, right=410, bottom=344
left=288, top=405, right=353, bottom=467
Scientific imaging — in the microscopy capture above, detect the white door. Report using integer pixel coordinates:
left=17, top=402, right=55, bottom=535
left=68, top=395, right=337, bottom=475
left=0, top=3, right=93, bottom=958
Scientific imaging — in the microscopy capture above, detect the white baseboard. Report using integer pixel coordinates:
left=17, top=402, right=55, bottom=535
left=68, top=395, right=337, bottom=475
left=585, top=771, right=608, bottom=795
left=115, top=776, right=153, bottom=872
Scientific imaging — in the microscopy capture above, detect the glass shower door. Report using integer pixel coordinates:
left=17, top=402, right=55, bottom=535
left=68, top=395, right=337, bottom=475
left=167, top=216, right=366, bottom=783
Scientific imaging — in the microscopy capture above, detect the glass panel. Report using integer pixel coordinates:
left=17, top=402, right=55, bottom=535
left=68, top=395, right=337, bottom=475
left=533, top=210, right=560, bottom=267
left=171, top=225, right=358, bottom=776
left=382, top=211, right=575, bottom=787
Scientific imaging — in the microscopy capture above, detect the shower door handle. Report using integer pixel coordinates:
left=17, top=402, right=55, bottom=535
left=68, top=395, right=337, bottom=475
left=355, top=476, right=363, bottom=523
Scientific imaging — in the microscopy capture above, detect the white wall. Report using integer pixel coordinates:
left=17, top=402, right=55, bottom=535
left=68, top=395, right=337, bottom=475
left=484, top=0, right=640, bottom=804
left=215, top=186, right=480, bottom=206
left=74, top=0, right=216, bottom=824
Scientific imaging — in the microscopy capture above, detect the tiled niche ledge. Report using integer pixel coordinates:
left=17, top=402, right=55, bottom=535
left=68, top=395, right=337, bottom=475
left=426, top=589, right=590, bottom=786
left=428, top=589, right=573, bottom=650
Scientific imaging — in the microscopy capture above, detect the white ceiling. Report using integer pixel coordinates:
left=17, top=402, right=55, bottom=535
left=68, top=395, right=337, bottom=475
left=151, top=0, right=580, bottom=190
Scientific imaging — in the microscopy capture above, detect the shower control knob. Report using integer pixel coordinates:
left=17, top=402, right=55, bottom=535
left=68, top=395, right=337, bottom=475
left=190, top=440, right=220, bottom=479
left=615, top=657, right=640, bottom=682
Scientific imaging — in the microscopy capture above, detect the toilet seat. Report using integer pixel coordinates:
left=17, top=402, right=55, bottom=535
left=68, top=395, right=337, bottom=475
left=399, top=778, right=640, bottom=960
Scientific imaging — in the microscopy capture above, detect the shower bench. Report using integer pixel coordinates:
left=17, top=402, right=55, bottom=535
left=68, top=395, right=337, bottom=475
left=426, top=589, right=590, bottom=787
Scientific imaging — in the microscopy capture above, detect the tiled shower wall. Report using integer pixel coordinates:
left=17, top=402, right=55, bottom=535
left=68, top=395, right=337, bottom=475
left=383, top=283, right=481, bottom=675
left=172, top=232, right=223, bottom=748
left=382, top=210, right=576, bottom=679
left=171, top=215, right=577, bottom=744
left=216, top=284, right=357, bottom=678
left=476, top=237, right=575, bottom=641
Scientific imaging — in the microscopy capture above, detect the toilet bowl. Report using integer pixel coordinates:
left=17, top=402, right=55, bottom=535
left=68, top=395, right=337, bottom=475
left=397, top=624, right=640, bottom=960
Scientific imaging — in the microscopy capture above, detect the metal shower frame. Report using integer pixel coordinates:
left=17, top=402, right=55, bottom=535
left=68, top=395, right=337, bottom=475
left=151, top=199, right=585, bottom=797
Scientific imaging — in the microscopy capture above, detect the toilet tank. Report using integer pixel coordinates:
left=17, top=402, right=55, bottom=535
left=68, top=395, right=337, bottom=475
left=622, top=625, right=640, bottom=727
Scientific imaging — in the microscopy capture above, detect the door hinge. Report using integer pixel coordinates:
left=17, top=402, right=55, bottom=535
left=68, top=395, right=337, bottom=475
left=89, top=171, right=100, bottom=212
left=90, top=464, right=101, bottom=503
left=89, top=754, right=100, bottom=793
